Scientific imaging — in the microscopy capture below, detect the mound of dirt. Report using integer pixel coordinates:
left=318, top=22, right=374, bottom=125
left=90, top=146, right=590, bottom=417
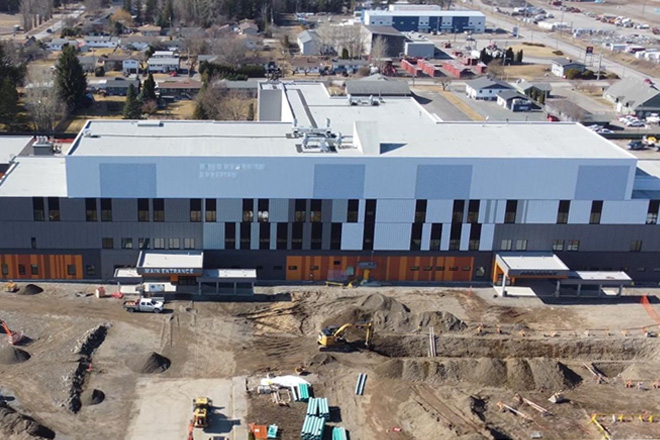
left=308, top=353, right=336, bottom=367
left=0, top=403, right=55, bottom=439
left=527, top=358, right=582, bottom=390
left=80, top=389, right=105, bottom=406
left=417, top=311, right=468, bottom=332
left=358, top=293, right=409, bottom=313
left=127, top=352, right=171, bottom=374
left=621, top=363, right=656, bottom=380
left=20, top=284, right=43, bottom=295
left=0, top=347, right=30, bottom=365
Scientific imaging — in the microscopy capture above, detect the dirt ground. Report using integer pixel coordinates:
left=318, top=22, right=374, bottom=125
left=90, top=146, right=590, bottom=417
left=0, top=13, right=20, bottom=36
left=2, top=282, right=660, bottom=440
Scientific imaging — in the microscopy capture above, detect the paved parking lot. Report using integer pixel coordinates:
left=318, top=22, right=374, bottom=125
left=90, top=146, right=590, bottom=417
left=448, top=86, right=548, bottom=122
left=126, top=377, right=248, bottom=440
left=414, top=89, right=470, bottom=121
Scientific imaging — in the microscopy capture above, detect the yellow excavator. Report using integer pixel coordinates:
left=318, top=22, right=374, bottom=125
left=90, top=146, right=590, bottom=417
left=318, top=322, right=374, bottom=350
left=192, top=397, right=211, bottom=429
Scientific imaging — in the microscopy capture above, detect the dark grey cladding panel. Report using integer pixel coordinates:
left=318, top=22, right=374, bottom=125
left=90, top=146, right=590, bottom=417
left=415, top=165, right=472, bottom=199
left=99, top=163, right=157, bottom=198
left=575, top=165, right=629, bottom=200
left=313, top=164, right=365, bottom=199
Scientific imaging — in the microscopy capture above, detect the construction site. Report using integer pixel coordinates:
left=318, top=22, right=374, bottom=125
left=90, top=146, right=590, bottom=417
left=2, top=280, right=660, bottom=440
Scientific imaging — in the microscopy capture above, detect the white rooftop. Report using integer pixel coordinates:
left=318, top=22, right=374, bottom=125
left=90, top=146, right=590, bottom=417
left=575, top=271, right=631, bottom=282
left=365, top=9, right=484, bottom=17
left=202, top=269, right=257, bottom=279
left=0, top=137, right=31, bottom=163
left=137, top=251, right=204, bottom=269
left=498, top=253, right=570, bottom=272
left=0, top=157, right=68, bottom=197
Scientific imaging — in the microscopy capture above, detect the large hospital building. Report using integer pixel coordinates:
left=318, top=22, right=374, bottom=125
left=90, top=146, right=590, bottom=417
left=0, top=81, right=659, bottom=289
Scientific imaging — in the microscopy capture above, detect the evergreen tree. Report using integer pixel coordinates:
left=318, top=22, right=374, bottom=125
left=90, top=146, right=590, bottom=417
left=0, top=77, right=18, bottom=126
left=516, top=49, right=524, bottom=64
left=247, top=102, right=255, bottom=121
left=192, top=100, right=208, bottom=120
left=160, top=0, right=174, bottom=27
left=55, top=45, right=87, bottom=110
left=479, top=48, right=492, bottom=64
left=145, top=0, right=157, bottom=23
left=504, top=47, right=515, bottom=65
left=123, top=0, right=132, bottom=12
left=123, top=84, right=142, bottom=119
left=134, top=0, right=142, bottom=23
left=141, top=73, right=157, bottom=101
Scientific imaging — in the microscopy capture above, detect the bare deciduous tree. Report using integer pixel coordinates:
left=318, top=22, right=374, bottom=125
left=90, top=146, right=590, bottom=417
left=24, top=67, right=65, bottom=131
left=211, top=36, right=249, bottom=66
left=84, top=0, right=104, bottom=15
left=369, top=36, right=389, bottom=72
left=196, top=86, right=253, bottom=121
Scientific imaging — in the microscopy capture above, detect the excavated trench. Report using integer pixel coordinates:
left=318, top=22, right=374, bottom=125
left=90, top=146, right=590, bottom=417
left=67, top=324, right=110, bottom=413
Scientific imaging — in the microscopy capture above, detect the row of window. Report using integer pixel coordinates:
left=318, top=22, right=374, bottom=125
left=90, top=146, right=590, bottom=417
left=1, top=263, right=77, bottom=276
left=101, top=237, right=196, bottom=250
left=501, top=239, right=645, bottom=252
left=30, top=197, right=660, bottom=226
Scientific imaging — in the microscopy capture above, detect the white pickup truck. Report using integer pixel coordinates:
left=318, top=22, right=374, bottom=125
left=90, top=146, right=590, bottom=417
left=123, top=297, right=164, bottom=313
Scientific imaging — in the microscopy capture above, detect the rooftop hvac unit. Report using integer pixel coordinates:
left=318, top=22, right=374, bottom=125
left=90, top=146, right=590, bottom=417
left=136, top=120, right=163, bottom=127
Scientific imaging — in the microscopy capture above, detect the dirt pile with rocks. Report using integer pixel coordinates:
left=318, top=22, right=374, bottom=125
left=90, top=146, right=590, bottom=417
left=375, top=357, right=582, bottom=391
left=0, top=347, right=30, bottom=365
left=307, top=353, right=336, bottom=367
left=324, top=293, right=467, bottom=334
left=80, top=389, right=105, bottom=406
left=127, top=352, right=171, bottom=374
left=0, top=403, right=55, bottom=439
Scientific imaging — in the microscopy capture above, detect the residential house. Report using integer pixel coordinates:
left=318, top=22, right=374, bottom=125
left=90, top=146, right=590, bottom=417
left=213, top=79, right=259, bottom=98
left=123, top=59, right=140, bottom=75
left=465, top=77, right=513, bottom=100
left=604, top=78, right=660, bottom=117
left=361, top=25, right=406, bottom=57
left=346, top=74, right=411, bottom=96
left=551, top=58, right=586, bottom=78
left=545, top=98, right=609, bottom=124
left=77, top=56, right=98, bottom=73
left=297, top=30, right=322, bottom=56
left=138, top=24, right=161, bottom=36
left=152, top=50, right=177, bottom=58
left=513, top=79, right=552, bottom=101
left=238, top=21, right=259, bottom=36
left=83, top=35, right=119, bottom=49
left=156, top=79, right=203, bottom=98
left=95, top=78, right=140, bottom=96
left=197, top=54, right=219, bottom=64
left=121, top=35, right=158, bottom=51
left=147, top=57, right=179, bottom=73
left=330, top=59, right=369, bottom=74
left=497, top=91, right=533, bottom=111
left=101, top=54, right=133, bottom=72
left=47, top=38, right=75, bottom=51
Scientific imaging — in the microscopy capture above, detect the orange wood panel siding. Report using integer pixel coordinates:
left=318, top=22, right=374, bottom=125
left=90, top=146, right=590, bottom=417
left=286, top=255, right=475, bottom=282
left=0, top=254, right=83, bottom=280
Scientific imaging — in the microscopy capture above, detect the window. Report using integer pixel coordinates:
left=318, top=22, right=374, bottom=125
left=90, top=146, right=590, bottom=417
left=311, top=223, right=322, bottom=249
left=85, top=198, right=97, bottom=221
left=225, top=223, right=236, bottom=249
left=504, top=200, right=517, bottom=224
left=589, top=200, right=603, bottom=225
left=18, top=264, right=25, bottom=275
left=567, top=240, right=580, bottom=251
left=500, top=239, right=512, bottom=251
left=138, top=199, right=149, bottom=222
left=258, top=199, right=269, bottom=222
left=452, top=200, right=465, bottom=223
left=1, top=264, right=8, bottom=275
left=102, top=237, right=114, bottom=249
left=449, top=223, right=461, bottom=250
left=154, top=237, right=165, bottom=249
left=462, top=266, right=471, bottom=271
left=138, top=238, right=150, bottom=249
left=121, top=238, right=133, bottom=249
left=100, top=198, right=112, bottom=222
left=449, top=266, right=458, bottom=271
left=276, top=223, right=288, bottom=250
left=414, top=200, right=427, bottom=223
left=184, top=238, right=195, bottom=249
left=310, top=199, right=322, bottom=223
left=515, top=239, right=527, bottom=251
left=30, top=264, right=38, bottom=276
left=86, top=265, right=96, bottom=276
left=169, top=238, right=180, bottom=249
left=153, top=198, right=164, bottom=222
left=33, top=197, right=45, bottom=221
left=430, top=223, right=442, bottom=250
left=240, top=223, right=250, bottom=249
left=468, top=224, right=481, bottom=250
left=330, top=223, right=342, bottom=250
left=552, top=240, right=564, bottom=251
left=310, top=265, right=319, bottom=270
left=259, top=223, right=270, bottom=250
left=410, top=266, right=420, bottom=271
left=295, top=199, right=306, bottom=222
left=288, top=265, right=298, bottom=271
left=363, top=223, right=375, bottom=251
left=410, top=223, right=423, bottom=251
left=292, top=223, right=303, bottom=250
left=190, top=199, right=202, bottom=222
left=205, top=199, right=217, bottom=222
left=423, top=266, right=433, bottom=271
left=467, top=200, right=480, bottom=224
left=347, top=199, right=359, bottom=222
left=647, top=200, right=659, bottom=225
left=631, top=240, right=643, bottom=252
left=364, top=199, right=376, bottom=223
left=242, top=199, right=254, bottom=222
left=31, top=237, right=37, bottom=249
left=47, top=197, right=60, bottom=221
left=557, top=200, right=570, bottom=224
left=475, top=267, right=485, bottom=278
left=67, top=265, right=76, bottom=276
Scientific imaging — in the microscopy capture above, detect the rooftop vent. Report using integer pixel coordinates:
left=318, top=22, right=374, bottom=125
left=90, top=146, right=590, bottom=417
left=136, top=120, right=163, bottom=127
left=33, top=136, right=55, bottom=156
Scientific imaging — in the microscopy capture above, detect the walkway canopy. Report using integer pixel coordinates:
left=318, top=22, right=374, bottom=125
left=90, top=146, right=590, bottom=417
left=493, top=253, right=571, bottom=297
left=561, top=271, right=632, bottom=296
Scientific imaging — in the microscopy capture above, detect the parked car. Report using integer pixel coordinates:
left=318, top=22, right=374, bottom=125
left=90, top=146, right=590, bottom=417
left=628, top=140, right=646, bottom=150
left=596, top=128, right=613, bottom=134
left=646, top=113, right=660, bottom=124
left=627, top=120, right=647, bottom=128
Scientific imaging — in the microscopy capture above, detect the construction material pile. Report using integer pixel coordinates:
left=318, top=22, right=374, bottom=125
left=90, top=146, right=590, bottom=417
left=306, top=397, right=329, bottom=419
left=332, top=426, right=348, bottom=440
left=127, top=352, right=171, bottom=374
left=0, top=403, right=55, bottom=439
left=375, top=357, right=582, bottom=391
left=301, top=415, right=325, bottom=440
left=21, top=284, right=43, bottom=295
left=0, top=346, right=30, bottom=365
left=325, top=293, right=466, bottom=334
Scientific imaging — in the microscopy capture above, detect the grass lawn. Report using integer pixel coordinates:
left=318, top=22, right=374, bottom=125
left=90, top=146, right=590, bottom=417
left=499, top=64, right=551, bottom=81
left=510, top=43, right=562, bottom=59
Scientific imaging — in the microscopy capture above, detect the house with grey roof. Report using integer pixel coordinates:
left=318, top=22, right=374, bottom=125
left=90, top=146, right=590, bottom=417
left=77, top=55, right=98, bottom=73
left=513, top=79, right=552, bottom=100
left=604, top=78, right=660, bottom=117
left=346, top=74, right=410, bottom=96
left=551, top=58, right=586, bottom=77
left=297, top=30, right=322, bottom=56
left=465, top=77, right=512, bottom=100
